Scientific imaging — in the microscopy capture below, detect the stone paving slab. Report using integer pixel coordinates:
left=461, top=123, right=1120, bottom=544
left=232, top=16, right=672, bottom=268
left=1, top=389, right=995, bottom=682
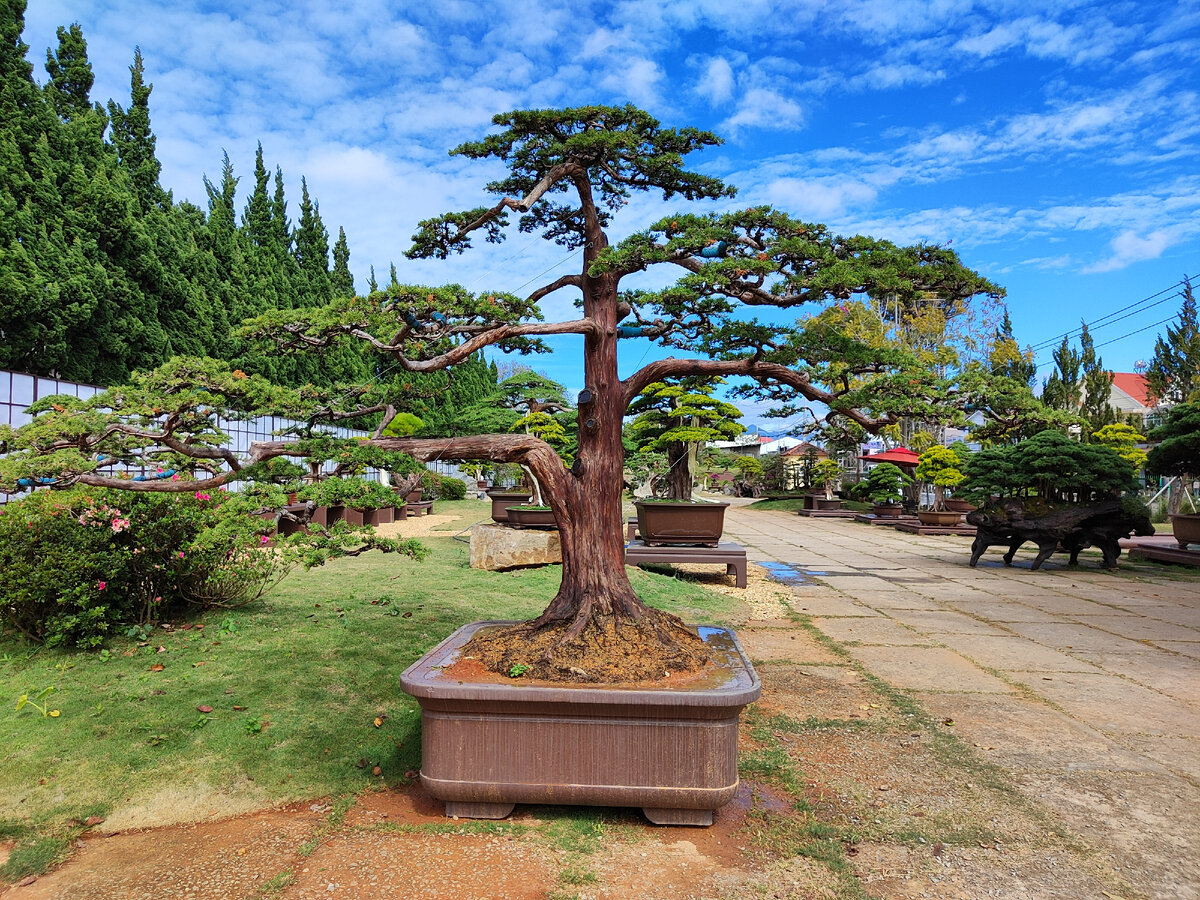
left=1066, top=613, right=1200, bottom=642
left=811, top=616, right=937, bottom=646
left=1015, top=772, right=1200, bottom=900
left=883, top=609, right=1015, bottom=637
left=1008, top=670, right=1200, bottom=737
left=847, top=645, right=1017, bottom=693
left=917, top=693, right=1169, bottom=774
left=1002, top=621, right=1164, bottom=655
left=934, top=633, right=1103, bottom=672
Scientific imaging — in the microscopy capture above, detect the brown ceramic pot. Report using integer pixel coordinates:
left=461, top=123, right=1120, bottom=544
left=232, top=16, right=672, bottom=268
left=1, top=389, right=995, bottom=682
left=634, top=500, right=729, bottom=547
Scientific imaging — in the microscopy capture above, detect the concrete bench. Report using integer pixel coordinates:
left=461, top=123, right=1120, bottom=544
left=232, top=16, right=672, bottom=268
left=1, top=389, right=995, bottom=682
left=625, top=539, right=748, bottom=588
left=407, top=500, right=435, bottom=517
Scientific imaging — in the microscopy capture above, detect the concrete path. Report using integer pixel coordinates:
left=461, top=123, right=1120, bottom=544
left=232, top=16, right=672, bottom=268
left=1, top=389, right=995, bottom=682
left=721, top=503, right=1200, bottom=900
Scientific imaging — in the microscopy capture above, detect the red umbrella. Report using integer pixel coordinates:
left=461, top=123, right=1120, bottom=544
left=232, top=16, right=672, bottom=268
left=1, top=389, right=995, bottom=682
left=859, top=447, right=920, bottom=467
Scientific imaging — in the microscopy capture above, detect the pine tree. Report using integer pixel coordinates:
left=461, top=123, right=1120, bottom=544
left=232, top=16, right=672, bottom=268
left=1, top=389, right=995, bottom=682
left=989, top=309, right=1036, bottom=386
left=293, top=176, right=331, bottom=302
left=1146, top=278, right=1200, bottom=405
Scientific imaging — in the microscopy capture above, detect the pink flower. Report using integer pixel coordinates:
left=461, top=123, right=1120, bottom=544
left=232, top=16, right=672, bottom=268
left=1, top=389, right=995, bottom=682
left=97, top=581, right=106, bottom=590
left=260, top=535, right=270, bottom=544
left=152, top=596, right=162, bottom=604
left=177, top=551, right=184, bottom=558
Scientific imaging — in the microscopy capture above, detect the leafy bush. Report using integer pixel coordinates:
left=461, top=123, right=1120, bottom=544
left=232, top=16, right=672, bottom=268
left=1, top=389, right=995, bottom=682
left=0, top=484, right=424, bottom=648
left=1146, top=402, right=1200, bottom=478
left=298, top=477, right=398, bottom=509
left=436, top=475, right=468, bottom=500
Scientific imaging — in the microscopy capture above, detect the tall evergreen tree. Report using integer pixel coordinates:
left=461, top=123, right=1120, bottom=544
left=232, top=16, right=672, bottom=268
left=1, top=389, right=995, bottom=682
left=1079, top=322, right=1116, bottom=436
left=331, top=226, right=354, bottom=298
left=1146, top=278, right=1200, bottom=405
left=1042, top=335, right=1081, bottom=411
left=989, top=309, right=1036, bottom=386
left=106, top=48, right=162, bottom=213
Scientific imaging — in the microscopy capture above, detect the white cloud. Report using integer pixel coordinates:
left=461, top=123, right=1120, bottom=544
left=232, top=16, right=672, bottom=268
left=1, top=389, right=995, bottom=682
left=722, top=88, right=803, bottom=135
left=1084, top=229, right=1176, bottom=273
left=696, top=57, right=735, bottom=106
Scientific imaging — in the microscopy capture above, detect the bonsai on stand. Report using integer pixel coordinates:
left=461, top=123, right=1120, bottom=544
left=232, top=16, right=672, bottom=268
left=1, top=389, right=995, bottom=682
left=626, top=376, right=744, bottom=546
left=809, top=458, right=844, bottom=510
left=915, top=445, right=966, bottom=525
left=859, top=462, right=913, bottom=517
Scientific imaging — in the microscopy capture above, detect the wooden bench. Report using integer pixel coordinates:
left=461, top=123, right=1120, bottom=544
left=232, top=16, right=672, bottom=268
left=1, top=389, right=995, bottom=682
left=625, top=539, right=748, bottom=588
left=407, top=500, right=435, bottom=517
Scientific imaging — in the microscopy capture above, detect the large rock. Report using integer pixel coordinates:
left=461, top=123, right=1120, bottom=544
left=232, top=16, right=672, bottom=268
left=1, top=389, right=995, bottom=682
left=469, top=523, right=561, bottom=571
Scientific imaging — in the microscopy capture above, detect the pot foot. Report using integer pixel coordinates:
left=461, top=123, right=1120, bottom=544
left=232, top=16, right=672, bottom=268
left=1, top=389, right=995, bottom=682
left=642, top=807, right=714, bottom=826
left=445, top=801, right=515, bottom=820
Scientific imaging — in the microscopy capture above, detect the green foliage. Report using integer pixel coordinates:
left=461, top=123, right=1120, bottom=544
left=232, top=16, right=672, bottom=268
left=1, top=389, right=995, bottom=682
left=297, top=477, right=397, bottom=510
left=1091, top=423, right=1147, bottom=470
left=0, top=11, right=372, bottom=388
left=380, top=412, right=425, bottom=437
left=1146, top=402, right=1200, bottom=478
left=627, top=377, right=745, bottom=500
left=915, top=445, right=965, bottom=509
left=0, top=487, right=274, bottom=647
left=961, top=430, right=1136, bottom=503
left=435, top=475, right=467, bottom=500
left=857, top=462, right=912, bottom=505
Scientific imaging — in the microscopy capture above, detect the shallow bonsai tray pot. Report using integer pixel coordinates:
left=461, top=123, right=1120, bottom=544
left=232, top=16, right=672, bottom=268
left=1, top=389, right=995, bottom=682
left=488, top=491, right=534, bottom=523
left=1171, top=513, right=1200, bottom=549
left=400, top=620, right=760, bottom=826
left=633, top=500, right=730, bottom=547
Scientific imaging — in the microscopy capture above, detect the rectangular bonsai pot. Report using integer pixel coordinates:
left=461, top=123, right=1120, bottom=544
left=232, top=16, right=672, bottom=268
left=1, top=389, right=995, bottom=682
left=400, top=621, right=760, bottom=826
left=633, top=500, right=730, bottom=547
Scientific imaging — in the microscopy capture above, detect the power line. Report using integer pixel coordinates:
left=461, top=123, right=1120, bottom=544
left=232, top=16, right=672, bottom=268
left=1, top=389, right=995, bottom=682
left=1028, top=277, right=1189, bottom=354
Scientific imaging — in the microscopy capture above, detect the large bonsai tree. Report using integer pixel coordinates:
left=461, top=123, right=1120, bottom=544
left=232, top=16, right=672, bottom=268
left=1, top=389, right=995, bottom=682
left=626, top=376, right=745, bottom=500
left=241, top=105, right=1001, bottom=679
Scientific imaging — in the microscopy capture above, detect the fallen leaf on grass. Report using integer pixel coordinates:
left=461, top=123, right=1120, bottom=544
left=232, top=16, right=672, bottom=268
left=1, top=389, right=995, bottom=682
left=373, top=716, right=385, bottom=728
left=150, top=664, right=165, bottom=672
left=941, top=717, right=955, bottom=726
left=197, top=705, right=214, bottom=713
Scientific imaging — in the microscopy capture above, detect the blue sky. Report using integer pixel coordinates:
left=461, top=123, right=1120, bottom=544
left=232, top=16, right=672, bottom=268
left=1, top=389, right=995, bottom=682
left=21, top=1, right=1200, bottom=429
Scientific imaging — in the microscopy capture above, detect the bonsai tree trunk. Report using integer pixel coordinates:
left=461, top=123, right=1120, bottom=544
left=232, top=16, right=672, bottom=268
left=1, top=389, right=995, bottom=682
left=664, top=440, right=693, bottom=500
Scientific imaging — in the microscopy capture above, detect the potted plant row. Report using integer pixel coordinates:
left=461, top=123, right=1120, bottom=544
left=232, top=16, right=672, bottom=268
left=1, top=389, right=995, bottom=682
left=298, top=477, right=400, bottom=527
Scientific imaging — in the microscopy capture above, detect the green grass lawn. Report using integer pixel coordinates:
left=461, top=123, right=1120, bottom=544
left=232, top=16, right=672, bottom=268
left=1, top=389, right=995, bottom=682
left=0, top=500, right=741, bottom=849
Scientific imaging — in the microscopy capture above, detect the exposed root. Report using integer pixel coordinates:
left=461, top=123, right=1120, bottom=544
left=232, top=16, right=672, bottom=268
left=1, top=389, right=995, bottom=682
left=462, top=607, right=711, bottom=683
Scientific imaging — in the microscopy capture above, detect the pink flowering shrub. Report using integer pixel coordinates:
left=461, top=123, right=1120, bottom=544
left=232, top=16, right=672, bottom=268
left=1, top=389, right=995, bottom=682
left=0, top=487, right=276, bottom=648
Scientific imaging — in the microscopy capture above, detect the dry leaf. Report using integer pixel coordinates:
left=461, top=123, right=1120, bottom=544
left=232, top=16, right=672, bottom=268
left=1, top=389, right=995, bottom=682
left=196, top=705, right=213, bottom=713
left=373, top=717, right=384, bottom=728
left=150, top=663, right=165, bottom=672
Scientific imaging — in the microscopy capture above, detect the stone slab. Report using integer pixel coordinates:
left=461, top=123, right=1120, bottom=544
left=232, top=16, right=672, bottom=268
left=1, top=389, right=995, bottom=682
left=468, top=523, right=561, bottom=571
left=846, top=645, right=1016, bottom=694
left=918, top=693, right=1168, bottom=774
left=811, top=616, right=934, bottom=646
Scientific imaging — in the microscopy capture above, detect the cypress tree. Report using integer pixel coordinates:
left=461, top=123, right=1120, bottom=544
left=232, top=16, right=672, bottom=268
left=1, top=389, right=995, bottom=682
left=106, top=48, right=162, bottom=213
left=331, top=226, right=354, bottom=297
left=1079, top=322, right=1116, bottom=435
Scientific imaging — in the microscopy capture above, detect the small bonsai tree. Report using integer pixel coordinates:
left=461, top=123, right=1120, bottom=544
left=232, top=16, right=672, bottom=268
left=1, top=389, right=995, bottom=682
left=626, top=377, right=745, bottom=500
left=915, top=445, right=966, bottom=510
left=859, top=462, right=913, bottom=507
left=810, top=458, right=842, bottom=501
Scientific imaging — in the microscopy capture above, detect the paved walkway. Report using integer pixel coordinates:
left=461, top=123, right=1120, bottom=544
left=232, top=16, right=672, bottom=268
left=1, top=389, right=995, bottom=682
left=721, top=503, right=1200, bottom=900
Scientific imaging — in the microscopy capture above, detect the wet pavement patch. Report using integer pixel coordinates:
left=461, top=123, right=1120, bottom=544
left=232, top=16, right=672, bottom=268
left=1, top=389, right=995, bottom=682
left=757, top=561, right=813, bottom=585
